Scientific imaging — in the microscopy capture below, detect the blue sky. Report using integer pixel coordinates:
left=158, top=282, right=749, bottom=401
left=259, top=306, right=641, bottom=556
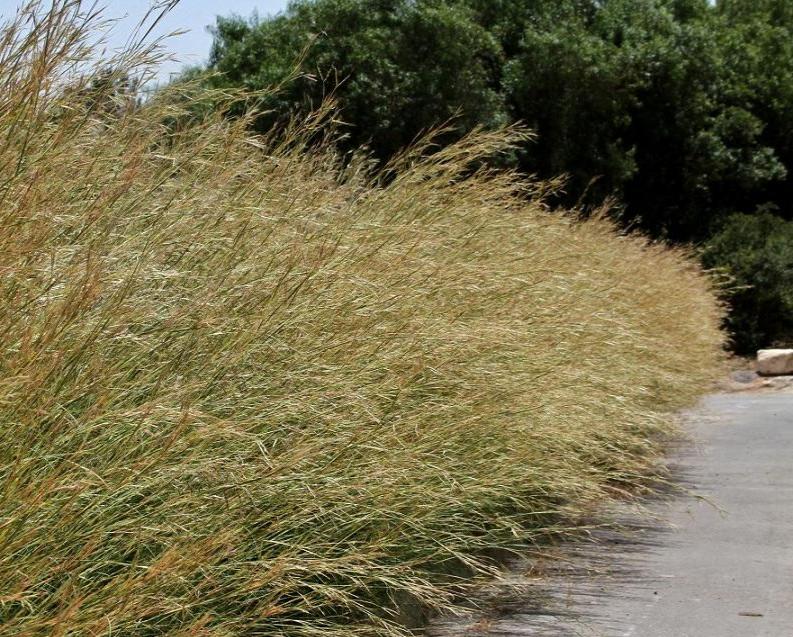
left=0, top=1, right=290, bottom=81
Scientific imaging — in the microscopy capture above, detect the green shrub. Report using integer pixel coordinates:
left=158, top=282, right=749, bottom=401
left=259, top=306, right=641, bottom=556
left=702, top=211, right=793, bottom=354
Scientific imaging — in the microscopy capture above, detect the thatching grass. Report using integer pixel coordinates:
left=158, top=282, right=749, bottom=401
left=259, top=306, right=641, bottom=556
left=0, top=2, right=724, bottom=635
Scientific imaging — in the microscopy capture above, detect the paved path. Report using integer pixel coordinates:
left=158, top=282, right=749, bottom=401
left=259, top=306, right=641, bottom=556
left=430, top=393, right=793, bottom=636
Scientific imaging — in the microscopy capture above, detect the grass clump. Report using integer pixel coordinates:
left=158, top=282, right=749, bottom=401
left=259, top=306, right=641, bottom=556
left=0, top=3, right=725, bottom=635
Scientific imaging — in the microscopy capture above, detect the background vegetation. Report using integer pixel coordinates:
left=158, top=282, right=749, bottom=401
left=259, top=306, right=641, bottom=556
left=202, top=0, right=793, bottom=353
left=0, top=2, right=725, bottom=635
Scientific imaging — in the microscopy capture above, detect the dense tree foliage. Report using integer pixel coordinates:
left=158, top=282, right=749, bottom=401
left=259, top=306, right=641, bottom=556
left=201, top=0, right=793, bottom=351
left=703, top=212, right=793, bottom=353
left=208, top=0, right=505, bottom=160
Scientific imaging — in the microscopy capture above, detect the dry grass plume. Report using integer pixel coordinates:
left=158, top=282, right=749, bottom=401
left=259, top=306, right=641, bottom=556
left=0, top=2, right=725, bottom=635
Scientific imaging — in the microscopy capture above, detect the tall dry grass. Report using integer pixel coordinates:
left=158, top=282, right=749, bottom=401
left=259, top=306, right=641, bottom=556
left=0, top=2, right=725, bottom=635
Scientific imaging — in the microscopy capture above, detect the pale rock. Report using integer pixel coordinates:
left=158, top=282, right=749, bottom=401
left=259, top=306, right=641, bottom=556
left=756, top=349, right=793, bottom=376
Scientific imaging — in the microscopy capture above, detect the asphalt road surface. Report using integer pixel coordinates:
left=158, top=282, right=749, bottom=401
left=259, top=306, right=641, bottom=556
left=430, top=393, right=793, bottom=636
